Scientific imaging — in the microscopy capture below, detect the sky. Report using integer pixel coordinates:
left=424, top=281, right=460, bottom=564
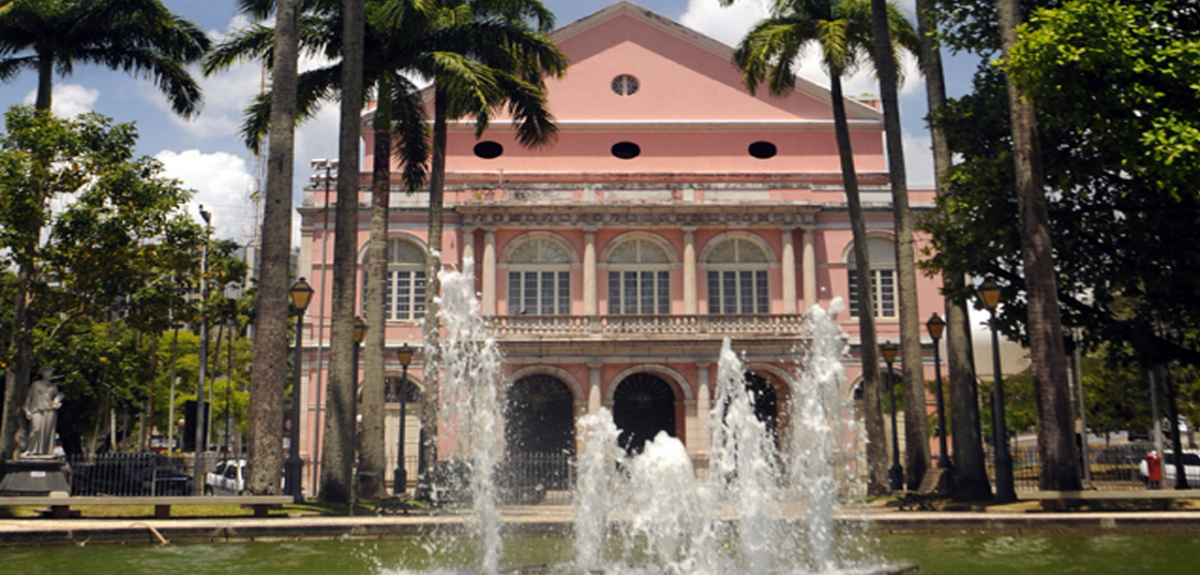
left=0, top=0, right=977, bottom=246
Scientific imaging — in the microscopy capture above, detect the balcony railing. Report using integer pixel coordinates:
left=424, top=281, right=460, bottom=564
left=488, top=313, right=813, bottom=340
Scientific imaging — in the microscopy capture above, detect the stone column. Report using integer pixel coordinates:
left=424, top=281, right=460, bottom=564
left=801, top=225, right=818, bottom=311
left=683, top=226, right=698, bottom=315
left=482, top=228, right=497, bottom=316
left=462, top=227, right=476, bottom=267
left=781, top=226, right=797, bottom=314
left=587, top=363, right=602, bottom=414
left=691, top=363, right=711, bottom=470
left=583, top=228, right=598, bottom=316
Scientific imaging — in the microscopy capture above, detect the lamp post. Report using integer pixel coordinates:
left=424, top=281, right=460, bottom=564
left=285, top=278, right=314, bottom=503
left=195, top=206, right=212, bottom=455
left=394, top=343, right=414, bottom=495
left=978, top=279, right=1016, bottom=503
left=308, top=159, right=337, bottom=494
left=926, top=313, right=951, bottom=471
left=882, top=340, right=903, bottom=491
left=350, top=316, right=367, bottom=515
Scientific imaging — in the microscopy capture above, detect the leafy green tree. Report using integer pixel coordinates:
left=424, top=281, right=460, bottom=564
left=0, top=0, right=209, bottom=460
left=0, top=107, right=204, bottom=457
left=725, top=0, right=907, bottom=495
left=927, top=0, right=1200, bottom=490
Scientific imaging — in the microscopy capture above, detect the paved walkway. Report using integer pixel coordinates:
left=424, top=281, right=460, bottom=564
left=3, top=504, right=1200, bottom=546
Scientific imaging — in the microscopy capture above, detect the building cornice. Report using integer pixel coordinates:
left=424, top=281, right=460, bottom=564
left=457, top=201, right=820, bottom=228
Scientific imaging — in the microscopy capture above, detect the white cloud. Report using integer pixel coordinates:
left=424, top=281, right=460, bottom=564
left=23, top=84, right=100, bottom=117
left=678, top=0, right=924, bottom=96
left=901, top=130, right=935, bottom=188
left=679, top=0, right=768, bottom=46
left=155, top=149, right=259, bottom=244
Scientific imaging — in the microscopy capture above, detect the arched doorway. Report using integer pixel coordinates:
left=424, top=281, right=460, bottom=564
left=505, top=374, right=575, bottom=492
left=505, top=374, right=576, bottom=455
left=745, top=372, right=779, bottom=441
left=612, top=373, right=676, bottom=454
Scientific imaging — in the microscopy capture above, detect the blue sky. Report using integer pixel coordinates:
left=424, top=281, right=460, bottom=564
left=0, top=0, right=972, bottom=244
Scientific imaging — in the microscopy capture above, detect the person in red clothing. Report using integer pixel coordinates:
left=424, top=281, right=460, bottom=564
left=1145, top=450, right=1163, bottom=489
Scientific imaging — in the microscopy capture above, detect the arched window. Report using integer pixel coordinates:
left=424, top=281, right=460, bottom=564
left=705, top=237, right=770, bottom=314
left=385, top=239, right=427, bottom=320
left=506, top=237, right=571, bottom=315
left=607, top=238, right=671, bottom=315
left=847, top=237, right=896, bottom=319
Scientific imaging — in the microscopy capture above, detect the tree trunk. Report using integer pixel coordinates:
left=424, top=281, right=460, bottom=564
left=995, top=0, right=1080, bottom=491
left=417, top=88, right=447, bottom=498
left=831, top=76, right=887, bottom=496
left=320, top=0, right=366, bottom=504
left=871, top=0, right=929, bottom=491
left=246, top=0, right=299, bottom=494
left=915, top=0, right=991, bottom=500
left=359, top=85, right=393, bottom=502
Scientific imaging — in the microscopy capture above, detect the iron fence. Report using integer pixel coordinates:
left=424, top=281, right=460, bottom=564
left=982, top=442, right=1153, bottom=492
left=67, top=452, right=198, bottom=496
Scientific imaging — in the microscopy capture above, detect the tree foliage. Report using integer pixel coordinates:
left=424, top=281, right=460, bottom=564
left=0, top=107, right=216, bottom=453
left=924, top=0, right=1200, bottom=369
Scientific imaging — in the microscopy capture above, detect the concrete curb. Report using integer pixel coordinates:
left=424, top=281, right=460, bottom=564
left=3, top=509, right=1200, bottom=546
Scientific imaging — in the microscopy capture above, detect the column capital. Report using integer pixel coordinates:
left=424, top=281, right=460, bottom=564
left=681, top=225, right=698, bottom=234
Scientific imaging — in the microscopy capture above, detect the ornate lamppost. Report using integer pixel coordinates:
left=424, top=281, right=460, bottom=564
left=393, top=343, right=414, bottom=495
left=926, top=313, right=951, bottom=471
left=882, top=340, right=903, bottom=491
left=285, top=278, right=314, bottom=503
left=978, top=279, right=1016, bottom=503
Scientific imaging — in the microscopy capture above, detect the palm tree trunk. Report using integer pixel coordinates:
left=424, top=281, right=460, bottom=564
left=418, top=88, right=447, bottom=497
left=831, top=76, right=887, bottom=496
left=35, top=55, right=53, bottom=111
left=995, top=0, right=1080, bottom=491
left=915, top=0, right=991, bottom=500
left=359, top=85, right=393, bottom=501
left=321, top=0, right=366, bottom=504
left=870, top=0, right=929, bottom=491
left=247, top=0, right=300, bottom=494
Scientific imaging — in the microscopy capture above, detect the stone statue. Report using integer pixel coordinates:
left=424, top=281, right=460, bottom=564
left=23, top=367, right=64, bottom=458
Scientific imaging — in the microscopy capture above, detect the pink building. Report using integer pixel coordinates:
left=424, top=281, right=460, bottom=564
left=297, top=2, right=942, bottom=492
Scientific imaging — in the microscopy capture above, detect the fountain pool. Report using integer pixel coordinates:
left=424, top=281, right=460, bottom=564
left=4, top=532, right=1198, bottom=575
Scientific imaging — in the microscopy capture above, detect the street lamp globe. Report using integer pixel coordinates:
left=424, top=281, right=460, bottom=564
left=977, top=279, right=1002, bottom=311
left=290, top=278, right=314, bottom=312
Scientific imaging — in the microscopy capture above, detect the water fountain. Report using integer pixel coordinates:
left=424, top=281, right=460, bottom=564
left=431, top=262, right=901, bottom=575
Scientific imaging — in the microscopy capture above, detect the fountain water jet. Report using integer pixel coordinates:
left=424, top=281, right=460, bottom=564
left=428, top=274, right=897, bottom=575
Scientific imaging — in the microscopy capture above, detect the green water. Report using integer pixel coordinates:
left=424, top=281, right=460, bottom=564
left=3, top=532, right=1198, bottom=574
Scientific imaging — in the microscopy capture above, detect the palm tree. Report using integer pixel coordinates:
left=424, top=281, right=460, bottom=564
left=204, top=0, right=564, bottom=501
left=993, top=0, right=1078, bottom=493
left=865, top=0, right=927, bottom=491
left=914, top=0, right=990, bottom=500
left=403, top=0, right=564, bottom=497
left=0, top=0, right=209, bottom=460
left=727, top=0, right=912, bottom=495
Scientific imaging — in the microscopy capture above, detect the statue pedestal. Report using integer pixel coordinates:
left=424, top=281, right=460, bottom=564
left=0, top=458, right=70, bottom=496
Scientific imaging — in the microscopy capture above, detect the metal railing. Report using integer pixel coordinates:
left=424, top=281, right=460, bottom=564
left=488, top=313, right=812, bottom=340
left=67, top=452, right=199, bottom=496
left=982, top=442, right=1153, bottom=492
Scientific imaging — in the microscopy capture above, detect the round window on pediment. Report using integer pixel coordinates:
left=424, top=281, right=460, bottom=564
left=474, top=141, right=504, bottom=159
left=749, top=141, right=777, bottom=159
left=611, top=141, right=641, bottom=160
left=611, top=74, right=639, bottom=97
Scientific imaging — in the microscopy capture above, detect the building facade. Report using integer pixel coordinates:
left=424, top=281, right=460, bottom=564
left=295, top=2, right=943, bottom=492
